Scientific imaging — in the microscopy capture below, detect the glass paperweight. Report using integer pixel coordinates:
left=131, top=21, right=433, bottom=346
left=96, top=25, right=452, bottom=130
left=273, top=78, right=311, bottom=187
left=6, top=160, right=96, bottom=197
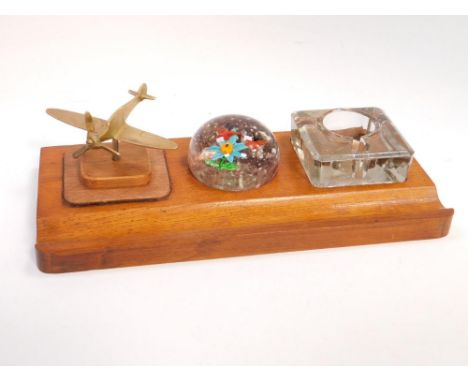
left=291, top=107, right=414, bottom=188
left=188, top=114, right=280, bottom=191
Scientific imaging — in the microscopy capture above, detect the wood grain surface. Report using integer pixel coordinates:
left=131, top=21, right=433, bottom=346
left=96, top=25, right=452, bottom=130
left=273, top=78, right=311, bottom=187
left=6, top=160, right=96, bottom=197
left=79, top=143, right=151, bottom=189
left=36, top=132, right=454, bottom=273
left=63, top=143, right=170, bottom=206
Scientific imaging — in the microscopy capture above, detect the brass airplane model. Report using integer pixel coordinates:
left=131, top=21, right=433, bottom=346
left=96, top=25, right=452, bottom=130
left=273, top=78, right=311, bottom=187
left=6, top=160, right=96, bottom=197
left=46, top=83, right=178, bottom=160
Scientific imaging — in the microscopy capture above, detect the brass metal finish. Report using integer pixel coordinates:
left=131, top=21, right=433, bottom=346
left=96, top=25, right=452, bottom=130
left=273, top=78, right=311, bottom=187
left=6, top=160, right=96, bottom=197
left=46, top=84, right=178, bottom=160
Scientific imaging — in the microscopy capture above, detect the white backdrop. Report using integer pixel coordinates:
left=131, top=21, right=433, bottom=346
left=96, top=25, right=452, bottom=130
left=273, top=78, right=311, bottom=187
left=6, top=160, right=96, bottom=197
left=0, top=16, right=467, bottom=365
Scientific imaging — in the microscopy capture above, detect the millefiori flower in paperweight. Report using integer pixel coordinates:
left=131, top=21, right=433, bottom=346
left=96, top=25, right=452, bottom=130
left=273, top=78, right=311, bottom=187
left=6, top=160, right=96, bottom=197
left=188, top=115, right=279, bottom=191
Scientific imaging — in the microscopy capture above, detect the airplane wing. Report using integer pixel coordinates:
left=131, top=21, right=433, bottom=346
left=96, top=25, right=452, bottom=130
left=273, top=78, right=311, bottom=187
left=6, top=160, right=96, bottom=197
left=118, top=123, right=178, bottom=150
left=46, top=108, right=108, bottom=136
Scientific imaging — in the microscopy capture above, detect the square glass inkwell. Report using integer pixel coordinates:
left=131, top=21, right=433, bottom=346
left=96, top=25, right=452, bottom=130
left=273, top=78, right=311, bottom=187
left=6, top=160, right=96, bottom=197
left=291, top=107, right=414, bottom=187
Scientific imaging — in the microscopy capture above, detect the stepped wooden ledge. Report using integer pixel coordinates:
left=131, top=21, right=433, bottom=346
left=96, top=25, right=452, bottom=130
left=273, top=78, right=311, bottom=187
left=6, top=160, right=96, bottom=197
left=35, top=131, right=454, bottom=273
left=63, top=142, right=170, bottom=205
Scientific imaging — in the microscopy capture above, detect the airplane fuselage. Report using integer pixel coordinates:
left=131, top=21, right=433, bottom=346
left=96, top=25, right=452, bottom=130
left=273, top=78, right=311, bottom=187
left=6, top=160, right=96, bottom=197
left=99, top=96, right=142, bottom=141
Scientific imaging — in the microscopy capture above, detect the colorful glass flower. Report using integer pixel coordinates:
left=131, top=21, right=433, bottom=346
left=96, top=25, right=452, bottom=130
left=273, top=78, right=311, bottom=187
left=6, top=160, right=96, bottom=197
left=207, top=135, right=247, bottom=163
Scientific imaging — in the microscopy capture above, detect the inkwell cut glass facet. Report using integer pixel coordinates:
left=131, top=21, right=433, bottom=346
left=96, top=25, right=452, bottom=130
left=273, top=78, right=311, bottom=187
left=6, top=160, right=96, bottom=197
left=291, top=107, right=414, bottom=187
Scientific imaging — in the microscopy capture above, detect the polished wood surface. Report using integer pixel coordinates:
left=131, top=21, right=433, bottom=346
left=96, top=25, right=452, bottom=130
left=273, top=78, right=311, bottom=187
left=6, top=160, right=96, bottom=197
left=79, top=143, right=151, bottom=189
left=36, top=132, right=454, bottom=273
left=63, top=143, right=170, bottom=206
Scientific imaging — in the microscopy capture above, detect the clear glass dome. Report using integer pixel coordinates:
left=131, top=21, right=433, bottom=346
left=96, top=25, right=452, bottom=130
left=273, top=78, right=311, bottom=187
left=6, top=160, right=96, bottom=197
left=188, top=114, right=280, bottom=191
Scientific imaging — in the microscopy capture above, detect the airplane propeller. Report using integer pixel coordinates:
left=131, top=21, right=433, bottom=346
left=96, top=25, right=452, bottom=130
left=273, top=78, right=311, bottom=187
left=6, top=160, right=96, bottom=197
left=72, top=112, right=120, bottom=160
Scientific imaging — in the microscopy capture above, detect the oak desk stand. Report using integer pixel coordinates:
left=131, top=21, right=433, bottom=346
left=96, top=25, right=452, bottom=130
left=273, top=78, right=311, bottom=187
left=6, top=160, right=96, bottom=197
left=35, top=132, right=454, bottom=273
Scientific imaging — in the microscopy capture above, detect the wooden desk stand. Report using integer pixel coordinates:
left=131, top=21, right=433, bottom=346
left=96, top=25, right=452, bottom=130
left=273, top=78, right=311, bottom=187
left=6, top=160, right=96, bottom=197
left=35, top=132, right=454, bottom=273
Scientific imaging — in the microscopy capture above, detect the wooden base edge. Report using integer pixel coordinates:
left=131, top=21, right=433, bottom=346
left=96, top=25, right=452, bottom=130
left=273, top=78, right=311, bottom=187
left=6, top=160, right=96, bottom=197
left=36, top=208, right=453, bottom=273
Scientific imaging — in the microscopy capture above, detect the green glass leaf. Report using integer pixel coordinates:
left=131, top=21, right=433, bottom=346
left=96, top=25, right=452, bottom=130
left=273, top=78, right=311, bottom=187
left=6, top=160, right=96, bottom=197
left=219, top=161, right=239, bottom=171
left=205, top=159, right=220, bottom=168
left=204, top=159, right=239, bottom=171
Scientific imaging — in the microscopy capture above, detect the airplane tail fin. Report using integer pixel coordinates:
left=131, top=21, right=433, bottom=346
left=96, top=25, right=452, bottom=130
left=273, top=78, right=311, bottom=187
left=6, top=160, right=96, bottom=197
left=129, top=83, right=156, bottom=100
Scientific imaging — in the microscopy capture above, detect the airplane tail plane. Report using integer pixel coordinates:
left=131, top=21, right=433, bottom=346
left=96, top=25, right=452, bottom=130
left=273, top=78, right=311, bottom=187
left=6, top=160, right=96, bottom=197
left=128, top=83, right=156, bottom=101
